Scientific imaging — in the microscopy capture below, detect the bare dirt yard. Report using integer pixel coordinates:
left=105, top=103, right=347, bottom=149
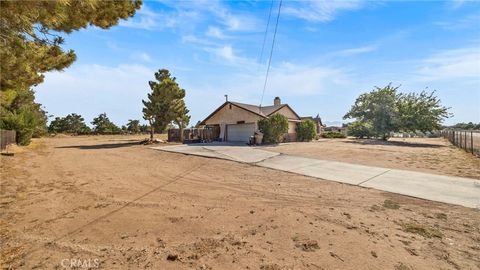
left=1, top=135, right=479, bottom=270
left=262, top=138, right=480, bottom=179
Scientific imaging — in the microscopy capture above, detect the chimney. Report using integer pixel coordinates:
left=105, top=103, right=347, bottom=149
left=274, top=97, right=281, bottom=106
left=225, top=94, right=228, bottom=102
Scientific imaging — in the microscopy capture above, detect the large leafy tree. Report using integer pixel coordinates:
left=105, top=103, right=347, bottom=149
left=396, top=91, right=451, bottom=133
left=142, top=69, right=190, bottom=140
left=344, top=85, right=399, bottom=140
left=0, top=0, right=141, bottom=144
left=344, top=85, right=450, bottom=140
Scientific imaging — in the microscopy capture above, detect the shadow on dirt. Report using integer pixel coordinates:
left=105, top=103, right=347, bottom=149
left=343, top=139, right=444, bottom=148
left=56, top=141, right=140, bottom=149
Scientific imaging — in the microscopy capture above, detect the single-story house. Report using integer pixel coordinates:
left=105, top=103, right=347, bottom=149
left=200, top=97, right=302, bottom=142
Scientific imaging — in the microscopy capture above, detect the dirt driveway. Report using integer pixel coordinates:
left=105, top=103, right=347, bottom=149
left=262, top=138, right=480, bottom=179
left=1, top=136, right=479, bottom=269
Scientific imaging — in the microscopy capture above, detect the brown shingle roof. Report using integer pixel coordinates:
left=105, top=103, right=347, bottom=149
left=200, top=100, right=301, bottom=125
left=230, top=102, right=285, bottom=117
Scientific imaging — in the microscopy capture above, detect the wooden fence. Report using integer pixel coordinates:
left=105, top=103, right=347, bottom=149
left=168, top=126, right=220, bottom=143
left=0, top=130, right=16, bottom=150
left=440, top=130, right=479, bottom=156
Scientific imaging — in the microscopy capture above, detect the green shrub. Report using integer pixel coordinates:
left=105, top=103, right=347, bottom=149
left=297, top=119, right=317, bottom=141
left=347, top=121, right=374, bottom=138
left=321, top=131, right=346, bottom=139
left=259, top=113, right=288, bottom=144
left=1, top=108, right=40, bottom=145
left=49, top=113, right=91, bottom=135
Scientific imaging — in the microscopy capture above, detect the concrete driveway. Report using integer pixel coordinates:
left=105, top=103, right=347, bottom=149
left=152, top=143, right=480, bottom=209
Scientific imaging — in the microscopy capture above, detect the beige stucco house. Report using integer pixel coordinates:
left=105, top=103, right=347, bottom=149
left=200, top=97, right=302, bottom=142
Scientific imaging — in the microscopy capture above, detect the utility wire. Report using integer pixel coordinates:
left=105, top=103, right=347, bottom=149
left=258, top=0, right=275, bottom=69
left=259, top=0, right=282, bottom=108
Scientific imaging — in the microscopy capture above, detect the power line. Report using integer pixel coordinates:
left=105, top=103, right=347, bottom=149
left=258, top=0, right=275, bottom=69
left=259, top=0, right=282, bottom=108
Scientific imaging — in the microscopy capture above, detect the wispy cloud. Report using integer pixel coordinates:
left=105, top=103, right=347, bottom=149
left=435, top=13, right=480, bottom=30
left=335, top=45, right=377, bottom=56
left=204, top=45, right=257, bottom=68
left=415, top=47, right=480, bottom=81
left=206, top=26, right=228, bottom=39
left=131, top=52, right=152, bottom=62
left=283, top=0, right=365, bottom=22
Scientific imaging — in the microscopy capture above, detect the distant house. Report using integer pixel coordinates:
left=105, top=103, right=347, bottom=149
left=200, top=97, right=302, bottom=142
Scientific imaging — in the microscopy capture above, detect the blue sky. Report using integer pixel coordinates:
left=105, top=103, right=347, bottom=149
left=35, top=0, right=480, bottom=127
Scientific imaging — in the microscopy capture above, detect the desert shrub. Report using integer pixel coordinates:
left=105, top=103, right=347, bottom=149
left=297, top=119, right=317, bottom=141
left=259, top=113, right=288, bottom=144
left=321, top=131, right=346, bottom=139
left=347, top=121, right=374, bottom=138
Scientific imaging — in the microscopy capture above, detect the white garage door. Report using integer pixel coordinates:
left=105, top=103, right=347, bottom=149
left=227, top=123, right=255, bottom=142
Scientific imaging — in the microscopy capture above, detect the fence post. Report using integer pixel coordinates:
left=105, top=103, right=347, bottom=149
left=472, top=131, right=474, bottom=154
left=465, top=131, right=467, bottom=151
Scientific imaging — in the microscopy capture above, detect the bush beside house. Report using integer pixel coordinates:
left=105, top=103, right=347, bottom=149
left=259, top=114, right=288, bottom=144
left=296, top=119, right=317, bottom=141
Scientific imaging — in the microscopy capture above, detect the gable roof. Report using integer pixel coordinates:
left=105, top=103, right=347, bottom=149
left=200, top=100, right=301, bottom=125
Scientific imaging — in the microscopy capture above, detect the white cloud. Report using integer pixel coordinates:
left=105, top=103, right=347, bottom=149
left=131, top=52, right=152, bottom=62
left=215, top=62, right=350, bottom=102
left=119, top=4, right=160, bottom=30
left=283, top=0, right=365, bottom=22
left=119, top=3, right=200, bottom=31
left=435, top=13, right=480, bottom=30
left=416, top=47, right=480, bottom=81
left=206, top=26, right=227, bottom=39
left=204, top=45, right=258, bottom=68
left=335, top=45, right=377, bottom=56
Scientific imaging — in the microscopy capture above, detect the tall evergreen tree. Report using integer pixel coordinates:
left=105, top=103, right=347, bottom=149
left=142, top=69, right=190, bottom=141
left=126, top=119, right=141, bottom=134
left=91, top=113, right=120, bottom=134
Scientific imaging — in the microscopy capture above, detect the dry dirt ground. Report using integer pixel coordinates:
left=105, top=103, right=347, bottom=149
left=262, top=138, right=480, bottom=180
left=1, top=135, right=479, bottom=270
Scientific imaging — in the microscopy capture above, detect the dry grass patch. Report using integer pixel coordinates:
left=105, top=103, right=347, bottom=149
left=403, top=223, right=443, bottom=239
left=383, top=199, right=400, bottom=209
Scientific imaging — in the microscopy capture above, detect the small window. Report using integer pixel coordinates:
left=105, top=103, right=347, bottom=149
left=229, top=104, right=232, bottom=109
left=237, top=121, right=245, bottom=124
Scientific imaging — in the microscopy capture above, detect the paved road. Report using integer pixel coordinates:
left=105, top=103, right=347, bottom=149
left=152, top=143, right=480, bottom=209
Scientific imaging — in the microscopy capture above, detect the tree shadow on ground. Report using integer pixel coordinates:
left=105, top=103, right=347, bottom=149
left=56, top=141, right=140, bottom=149
left=342, top=139, right=444, bottom=148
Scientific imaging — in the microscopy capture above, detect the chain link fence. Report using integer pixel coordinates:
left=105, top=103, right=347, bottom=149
left=1, top=130, right=16, bottom=151
left=440, top=130, right=480, bottom=156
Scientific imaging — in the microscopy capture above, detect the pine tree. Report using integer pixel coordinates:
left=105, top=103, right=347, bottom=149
left=0, top=0, right=141, bottom=145
left=142, top=69, right=190, bottom=141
